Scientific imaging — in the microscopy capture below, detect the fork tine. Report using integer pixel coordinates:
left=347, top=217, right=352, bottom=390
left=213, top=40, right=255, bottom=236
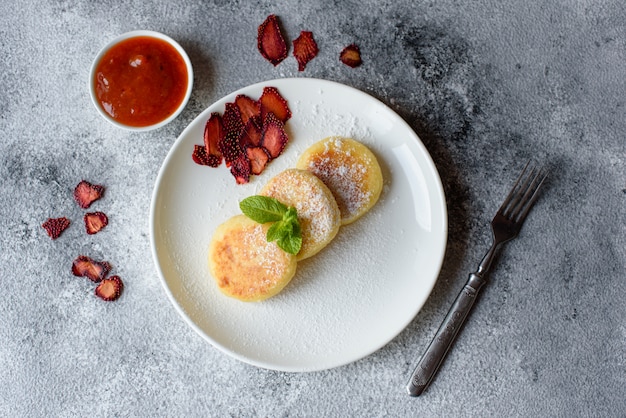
left=499, top=162, right=546, bottom=221
left=511, top=169, right=546, bottom=223
left=506, top=165, right=536, bottom=218
left=500, top=162, right=546, bottom=221
left=507, top=165, right=538, bottom=217
left=499, top=161, right=531, bottom=217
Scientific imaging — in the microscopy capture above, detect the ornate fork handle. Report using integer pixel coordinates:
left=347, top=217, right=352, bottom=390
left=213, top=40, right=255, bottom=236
left=407, top=238, right=501, bottom=396
left=406, top=270, right=487, bottom=396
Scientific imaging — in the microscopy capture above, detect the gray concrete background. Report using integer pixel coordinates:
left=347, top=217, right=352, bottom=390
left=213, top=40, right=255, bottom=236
left=1, top=0, right=624, bottom=416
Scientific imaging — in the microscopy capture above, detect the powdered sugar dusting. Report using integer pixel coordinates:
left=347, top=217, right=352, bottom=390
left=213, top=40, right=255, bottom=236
left=244, top=224, right=285, bottom=280
left=302, top=137, right=377, bottom=222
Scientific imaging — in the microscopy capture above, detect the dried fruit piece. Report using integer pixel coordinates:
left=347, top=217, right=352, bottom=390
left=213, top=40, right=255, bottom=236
left=259, top=87, right=291, bottom=123
left=292, top=31, right=319, bottom=71
left=261, top=112, right=289, bottom=159
left=72, top=255, right=111, bottom=282
left=220, top=103, right=245, bottom=166
left=220, top=133, right=243, bottom=167
left=84, top=212, right=108, bottom=235
left=340, top=44, right=362, bottom=68
left=246, top=146, right=271, bottom=175
left=74, top=180, right=104, bottom=209
left=192, top=144, right=211, bottom=166
left=238, top=116, right=263, bottom=149
left=257, top=14, right=288, bottom=66
left=42, top=217, right=70, bottom=240
left=235, top=95, right=261, bottom=125
left=203, top=112, right=224, bottom=167
left=230, top=153, right=251, bottom=184
left=222, top=103, right=243, bottom=131
left=222, top=102, right=244, bottom=133
left=95, top=275, right=123, bottom=301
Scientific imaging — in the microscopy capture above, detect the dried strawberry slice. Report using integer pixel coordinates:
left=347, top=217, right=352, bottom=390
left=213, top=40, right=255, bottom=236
left=257, top=14, right=288, bottom=66
left=84, top=211, right=108, bottom=235
left=238, top=116, right=263, bottom=149
left=192, top=144, right=211, bottom=166
left=292, top=31, right=319, bottom=71
left=261, top=112, right=289, bottom=159
left=219, top=103, right=245, bottom=166
left=203, top=112, right=224, bottom=167
left=220, top=132, right=243, bottom=168
left=95, top=275, right=123, bottom=301
left=230, top=153, right=251, bottom=184
left=74, top=180, right=104, bottom=209
left=259, top=86, right=291, bottom=123
left=222, top=102, right=244, bottom=133
left=72, top=255, right=111, bottom=282
left=235, top=95, right=261, bottom=125
left=246, top=146, right=271, bottom=175
left=42, top=217, right=70, bottom=240
left=340, top=44, right=362, bottom=68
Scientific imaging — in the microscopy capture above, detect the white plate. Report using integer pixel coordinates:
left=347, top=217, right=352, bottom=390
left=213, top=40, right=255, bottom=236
left=150, top=78, right=447, bottom=372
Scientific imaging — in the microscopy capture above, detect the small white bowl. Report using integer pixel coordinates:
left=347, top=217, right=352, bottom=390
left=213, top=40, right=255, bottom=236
left=89, top=30, right=193, bottom=132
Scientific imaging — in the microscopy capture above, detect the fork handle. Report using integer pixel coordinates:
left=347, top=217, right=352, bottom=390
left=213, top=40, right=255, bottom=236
left=406, top=272, right=486, bottom=396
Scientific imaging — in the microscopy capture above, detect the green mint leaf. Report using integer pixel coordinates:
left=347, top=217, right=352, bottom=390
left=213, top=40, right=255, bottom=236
left=240, top=196, right=302, bottom=255
left=279, top=206, right=302, bottom=255
left=284, top=206, right=298, bottom=223
left=277, top=234, right=302, bottom=255
left=239, top=196, right=287, bottom=224
left=286, top=208, right=301, bottom=237
left=267, top=217, right=302, bottom=255
left=266, top=220, right=289, bottom=242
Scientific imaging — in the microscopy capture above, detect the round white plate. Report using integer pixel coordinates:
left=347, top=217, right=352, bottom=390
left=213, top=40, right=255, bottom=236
left=150, top=78, right=447, bottom=372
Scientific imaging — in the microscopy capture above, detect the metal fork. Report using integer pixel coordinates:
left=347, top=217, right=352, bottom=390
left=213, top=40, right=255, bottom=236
left=406, top=161, right=546, bottom=397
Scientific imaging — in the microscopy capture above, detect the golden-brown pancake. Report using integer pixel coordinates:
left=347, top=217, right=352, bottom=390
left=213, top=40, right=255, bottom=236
left=296, top=137, right=383, bottom=225
left=208, top=215, right=297, bottom=302
left=260, top=168, right=341, bottom=260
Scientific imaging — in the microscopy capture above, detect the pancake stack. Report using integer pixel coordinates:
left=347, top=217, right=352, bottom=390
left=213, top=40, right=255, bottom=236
left=208, top=136, right=383, bottom=302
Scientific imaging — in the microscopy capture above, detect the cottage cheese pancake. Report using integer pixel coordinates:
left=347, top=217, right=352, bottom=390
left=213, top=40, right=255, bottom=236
left=208, top=215, right=297, bottom=302
left=260, top=169, right=341, bottom=260
left=296, top=137, right=383, bottom=225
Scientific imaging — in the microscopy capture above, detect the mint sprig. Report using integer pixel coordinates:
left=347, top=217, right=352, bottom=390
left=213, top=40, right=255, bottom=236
left=239, top=196, right=302, bottom=255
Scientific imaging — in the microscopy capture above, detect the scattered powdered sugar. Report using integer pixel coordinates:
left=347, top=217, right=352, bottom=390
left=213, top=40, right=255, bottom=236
left=291, top=99, right=374, bottom=144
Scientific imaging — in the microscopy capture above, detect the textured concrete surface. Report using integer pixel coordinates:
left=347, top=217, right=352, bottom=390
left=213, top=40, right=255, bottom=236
left=1, top=0, right=625, bottom=416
